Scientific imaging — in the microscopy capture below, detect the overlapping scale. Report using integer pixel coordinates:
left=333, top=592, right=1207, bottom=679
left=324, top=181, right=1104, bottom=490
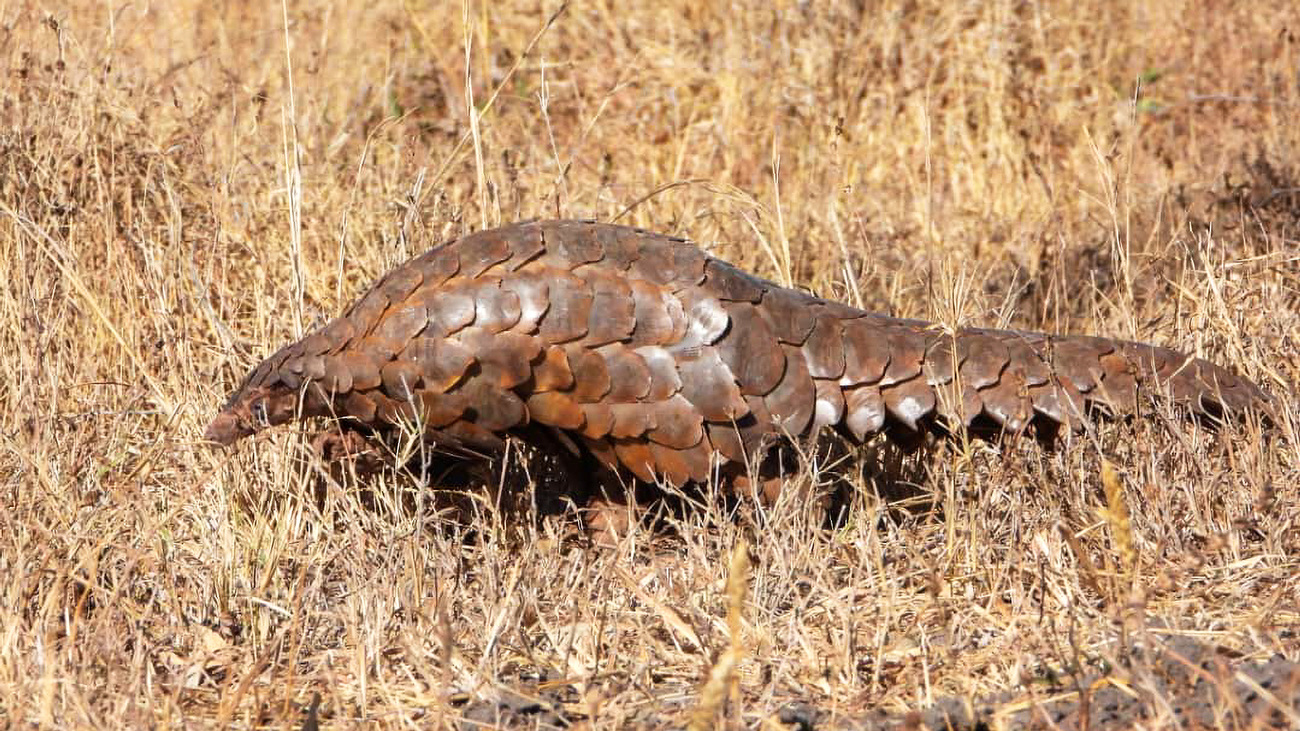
left=372, top=304, right=429, bottom=346
left=880, top=377, right=935, bottom=431
left=538, top=272, right=594, bottom=343
left=568, top=346, right=612, bottom=402
left=761, top=288, right=819, bottom=344
left=610, top=403, right=656, bottom=439
left=714, top=302, right=786, bottom=395
left=628, top=279, right=683, bottom=346
left=599, top=346, right=653, bottom=403
left=977, top=372, right=1033, bottom=431
left=762, top=346, right=815, bottom=436
left=457, top=328, right=540, bottom=389
left=956, top=330, right=1009, bottom=389
left=339, top=352, right=382, bottom=391
left=637, top=346, right=683, bottom=401
left=419, top=399, right=468, bottom=432
left=1050, top=336, right=1114, bottom=394
left=401, top=338, right=473, bottom=392
left=811, top=379, right=845, bottom=430
left=702, top=259, right=766, bottom=302
left=803, top=313, right=846, bottom=379
left=472, top=282, right=523, bottom=333
left=498, top=271, right=550, bottom=333
left=523, top=391, right=584, bottom=429
left=545, top=219, right=605, bottom=267
left=1095, top=352, right=1139, bottom=413
left=646, top=394, right=705, bottom=449
left=671, top=294, right=728, bottom=355
left=612, top=438, right=656, bottom=482
left=378, top=265, right=425, bottom=302
left=837, top=385, right=889, bottom=442
left=840, top=317, right=890, bottom=385
left=677, top=349, right=748, bottom=421
left=422, top=288, right=477, bottom=338
left=586, top=271, right=637, bottom=345
left=408, top=246, right=460, bottom=285
left=380, top=360, right=423, bottom=401
left=531, top=346, right=574, bottom=392
left=457, top=378, right=527, bottom=431
left=457, top=229, right=513, bottom=277
left=879, top=324, right=926, bottom=386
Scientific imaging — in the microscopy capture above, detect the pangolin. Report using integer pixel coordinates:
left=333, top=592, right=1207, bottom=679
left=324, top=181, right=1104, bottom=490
left=206, top=220, right=1273, bottom=489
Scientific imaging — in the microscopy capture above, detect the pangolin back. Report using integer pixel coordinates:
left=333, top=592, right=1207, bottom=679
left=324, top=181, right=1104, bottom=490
left=206, top=220, right=1273, bottom=485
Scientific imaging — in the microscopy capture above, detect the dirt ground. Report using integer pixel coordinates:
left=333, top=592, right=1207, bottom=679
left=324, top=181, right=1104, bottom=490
left=1, top=1, right=1297, bottom=728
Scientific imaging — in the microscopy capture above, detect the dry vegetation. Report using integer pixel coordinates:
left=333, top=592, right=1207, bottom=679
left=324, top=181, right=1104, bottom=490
left=2, top=0, right=1298, bottom=728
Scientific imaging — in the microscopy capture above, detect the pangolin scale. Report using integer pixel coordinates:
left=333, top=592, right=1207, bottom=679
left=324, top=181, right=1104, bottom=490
left=206, top=220, right=1273, bottom=487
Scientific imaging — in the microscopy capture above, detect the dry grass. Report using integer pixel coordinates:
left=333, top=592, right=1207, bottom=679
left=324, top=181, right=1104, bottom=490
left=2, top=1, right=1297, bottom=728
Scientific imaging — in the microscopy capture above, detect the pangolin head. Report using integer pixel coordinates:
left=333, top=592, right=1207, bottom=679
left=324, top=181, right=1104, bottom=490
left=204, top=357, right=303, bottom=446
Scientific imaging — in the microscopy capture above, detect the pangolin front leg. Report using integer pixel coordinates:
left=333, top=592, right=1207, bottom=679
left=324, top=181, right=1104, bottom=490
left=206, top=220, right=1275, bottom=502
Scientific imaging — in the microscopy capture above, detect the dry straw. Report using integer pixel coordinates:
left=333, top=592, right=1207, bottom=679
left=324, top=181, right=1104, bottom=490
left=1100, top=459, right=1138, bottom=585
left=0, top=1, right=1294, bottom=727
left=688, top=538, right=750, bottom=731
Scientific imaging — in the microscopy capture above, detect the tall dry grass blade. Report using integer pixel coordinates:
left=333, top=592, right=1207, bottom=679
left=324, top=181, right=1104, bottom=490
left=687, top=648, right=738, bottom=731
left=5, top=205, right=174, bottom=414
left=726, top=537, right=749, bottom=642
left=687, top=538, right=749, bottom=731
left=1100, top=459, right=1147, bottom=639
left=615, top=566, right=702, bottom=650
left=280, top=0, right=306, bottom=337
left=1058, top=522, right=1106, bottom=599
left=426, top=4, right=568, bottom=202
left=1100, top=459, right=1138, bottom=581
left=463, top=0, right=489, bottom=229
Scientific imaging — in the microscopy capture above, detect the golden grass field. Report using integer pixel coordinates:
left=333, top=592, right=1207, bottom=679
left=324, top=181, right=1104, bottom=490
left=2, top=1, right=1298, bottom=728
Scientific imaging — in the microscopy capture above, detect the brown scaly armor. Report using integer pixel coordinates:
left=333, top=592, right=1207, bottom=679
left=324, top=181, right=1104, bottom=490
left=206, top=220, right=1273, bottom=487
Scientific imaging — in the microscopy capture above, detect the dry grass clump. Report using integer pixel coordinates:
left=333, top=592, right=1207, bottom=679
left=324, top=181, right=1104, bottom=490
left=1, top=1, right=1296, bottom=728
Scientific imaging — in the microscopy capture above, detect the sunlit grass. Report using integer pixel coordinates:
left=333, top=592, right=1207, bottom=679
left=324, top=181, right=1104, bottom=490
left=0, top=1, right=1296, bottom=727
